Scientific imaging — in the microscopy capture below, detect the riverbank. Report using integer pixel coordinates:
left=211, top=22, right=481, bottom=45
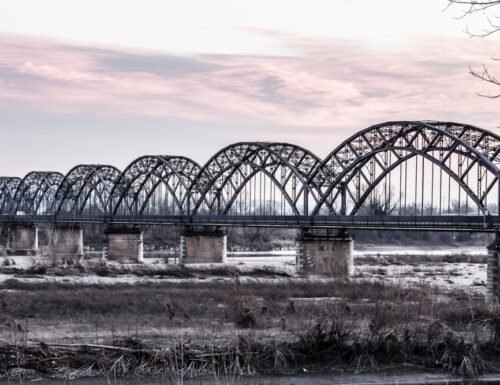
left=0, top=324, right=499, bottom=381
left=3, top=372, right=500, bottom=385
left=0, top=250, right=499, bottom=382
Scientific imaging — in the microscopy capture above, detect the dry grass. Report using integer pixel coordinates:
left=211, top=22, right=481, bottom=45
left=0, top=262, right=293, bottom=279
left=0, top=278, right=492, bottom=325
left=356, top=253, right=487, bottom=265
left=0, top=274, right=499, bottom=380
left=0, top=313, right=499, bottom=381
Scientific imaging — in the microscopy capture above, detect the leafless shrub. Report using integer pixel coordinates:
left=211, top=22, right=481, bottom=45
left=0, top=278, right=497, bottom=379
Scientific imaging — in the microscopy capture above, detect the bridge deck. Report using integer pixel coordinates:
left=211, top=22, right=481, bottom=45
left=0, top=214, right=498, bottom=232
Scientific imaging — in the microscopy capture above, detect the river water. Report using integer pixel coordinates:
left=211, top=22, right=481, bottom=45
left=2, top=372, right=500, bottom=385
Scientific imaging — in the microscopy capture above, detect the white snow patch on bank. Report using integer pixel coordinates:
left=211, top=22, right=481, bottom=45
left=0, top=246, right=489, bottom=294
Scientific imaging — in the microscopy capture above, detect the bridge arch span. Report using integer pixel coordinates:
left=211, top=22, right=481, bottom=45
left=12, top=171, right=64, bottom=215
left=0, top=177, right=22, bottom=215
left=54, top=165, right=123, bottom=215
left=191, top=142, right=322, bottom=215
left=0, top=120, right=498, bottom=220
left=113, top=155, right=202, bottom=215
left=347, top=147, right=485, bottom=215
left=426, top=121, right=500, bottom=167
left=310, top=121, right=500, bottom=216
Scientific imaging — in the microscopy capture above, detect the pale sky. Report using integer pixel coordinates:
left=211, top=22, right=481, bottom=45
left=0, top=0, right=499, bottom=175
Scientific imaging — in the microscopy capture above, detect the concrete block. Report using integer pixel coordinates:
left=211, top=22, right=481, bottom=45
left=105, top=227, right=143, bottom=263
left=10, top=224, right=38, bottom=255
left=52, top=226, right=84, bottom=262
left=181, top=229, right=226, bottom=263
left=298, top=234, right=354, bottom=278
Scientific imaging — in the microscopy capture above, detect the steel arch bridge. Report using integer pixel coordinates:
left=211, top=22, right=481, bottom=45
left=2, top=120, right=500, bottom=232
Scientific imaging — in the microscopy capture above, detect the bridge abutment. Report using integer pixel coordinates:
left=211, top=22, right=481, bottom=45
left=180, top=226, right=227, bottom=264
left=487, top=234, right=500, bottom=301
left=104, top=226, right=144, bottom=263
left=296, top=228, right=354, bottom=277
left=51, top=224, right=84, bottom=263
left=9, top=223, right=38, bottom=255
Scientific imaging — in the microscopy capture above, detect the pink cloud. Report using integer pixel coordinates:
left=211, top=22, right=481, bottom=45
left=0, top=31, right=499, bottom=135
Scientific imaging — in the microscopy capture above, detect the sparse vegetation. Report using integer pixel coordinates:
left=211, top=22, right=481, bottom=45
left=0, top=261, right=293, bottom=279
left=0, top=314, right=498, bottom=380
left=0, top=277, right=499, bottom=380
left=355, top=253, right=487, bottom=265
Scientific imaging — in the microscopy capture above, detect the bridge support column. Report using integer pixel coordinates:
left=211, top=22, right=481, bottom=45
left=9, top=223, right=38, bottom=255
left=51, top=224, right=84, bottom=263
left=487, top=233, right=500, bottom=301
left=105, top=226, right=143, bottom=263
left=296, top=228, right=354, bottom=277
left=0, top=223, right=9, bottom=253
left=180, top=226, right=226, bottom=264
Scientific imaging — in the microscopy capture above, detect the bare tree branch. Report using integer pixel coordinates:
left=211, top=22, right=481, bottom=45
left=448, top=0, right=500, bottom=13
left=447, top=1, right=500, bottom=98
left=448, top=0, right=500, bottom=36
left=469, top=65, right=500, bottom=97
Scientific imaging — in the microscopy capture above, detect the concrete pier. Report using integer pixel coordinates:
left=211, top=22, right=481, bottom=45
left=52, top=225, right=84, bottom=262
left=296, top=228, right=354, bottom=277
left=0, top=223, right=9, bottom=252
left=487, top=235, right=500, bottom=301
left=9, top=223, right=38, bottom=255
left=180, top=226, right=226, bottom=263
left=105, top=226, right=143, bottom=263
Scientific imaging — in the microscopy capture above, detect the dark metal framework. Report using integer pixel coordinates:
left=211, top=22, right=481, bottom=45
left=11, top=172, right=64, bottom=215
left=54, top=165, right=122, bottom=215
left=310, top=121, right=500, bottom=216
left=113, top=156, right=202, bottom=216
left=1, top=121, right=499, bottom=223
left=0, top=177, right=21, bottom=214
left=191, top=142, right=322, bottom=216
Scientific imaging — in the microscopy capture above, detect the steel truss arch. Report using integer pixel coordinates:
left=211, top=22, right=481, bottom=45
left=423, top=121, right=500, bottom=169
left=54, top=164, right=123, bottom=215
left=310, top=121, right=500, bottom=216
left=113, top=155, right=202, bottom=215
left=321, top=145, right=490, bottom=216
left=13, top=171, right=64, bottom=215
left=191, top=142, right=323, bottom=215
left=1, top=120, right=499, bottom=221
left=348, top=147, right=485, bottom=215
left=0, top=177, right=21, bottom=214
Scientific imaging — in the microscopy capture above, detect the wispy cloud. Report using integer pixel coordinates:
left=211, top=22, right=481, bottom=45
left=0, top=31, right=499, bottom=133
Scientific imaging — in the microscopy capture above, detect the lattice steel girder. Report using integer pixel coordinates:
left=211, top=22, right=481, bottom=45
left=309, top=121, right=500, bottom=215
left=12, top=171, right=64, bottom=215
left=190, top=142, right=322, bottom=215
left=0, top=177, right=21, bottom=214
left=54, top=164, right=122, bottom=215
left=1, top=120, right=500, bottom=219
left=113, top=155, right=202, bottom=215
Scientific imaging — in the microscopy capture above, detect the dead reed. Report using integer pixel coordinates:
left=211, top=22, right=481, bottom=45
left=0, top=274, right=499, bottom=380
left=0, top=314, right=498, bottom=381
